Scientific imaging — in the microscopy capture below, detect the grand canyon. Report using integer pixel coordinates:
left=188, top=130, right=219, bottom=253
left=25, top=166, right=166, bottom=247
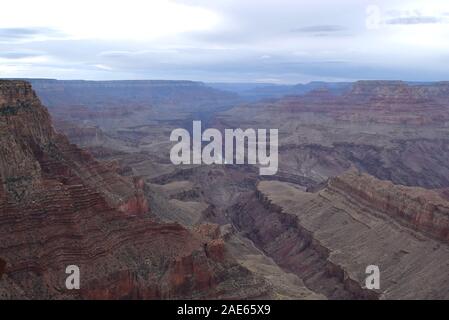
left=1, top=78, right=448, bottom=299
left=1, top=0, right=449, bottom=303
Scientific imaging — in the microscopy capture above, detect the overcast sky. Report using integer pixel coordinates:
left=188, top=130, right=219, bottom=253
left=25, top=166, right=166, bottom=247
left=1, top=0, right=449, bottom=83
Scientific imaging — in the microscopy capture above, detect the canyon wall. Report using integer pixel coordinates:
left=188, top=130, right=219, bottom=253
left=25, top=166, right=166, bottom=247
left=0, top=80, right=267, bottom=299
left=235, top=171, right=449, bottom=299
left=329, top=169, right=449, bottom=243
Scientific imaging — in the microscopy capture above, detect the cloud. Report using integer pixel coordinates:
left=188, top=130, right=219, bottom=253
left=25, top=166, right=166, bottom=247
left=0, top=27, right=60, bottom=41
left=290, top=25, right=349, bottom=38
left=93, top=64, right=113, bottom=71
left=0, top=50, right=45, bottom=59
left=1, top=0, right=449, bottom=82
left=292, top=25, right=345, bottom=33
left=0, top=0, right=220, bottom=41
left=0, top=28, right=38, bottom=39
left=386, top=16, right=443, bottom=25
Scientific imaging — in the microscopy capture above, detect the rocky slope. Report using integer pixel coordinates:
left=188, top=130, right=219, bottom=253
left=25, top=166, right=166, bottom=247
left=144, top=165, right=323, bottom=299
left=28, top=79, right=240, bottom=129
left=328, top=169, right=449, bottom=243
left=0, top=80, right=268, bottom=299
left=230, top=170, right=449, bottom=299
left=214, top=80, right=449, bottom=188
left=18, top=78, right=449, bottom=299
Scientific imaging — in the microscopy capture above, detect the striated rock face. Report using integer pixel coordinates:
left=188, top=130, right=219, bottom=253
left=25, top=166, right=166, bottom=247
left=53, top=120, right=107, bottom=147
left=346, top=80, right=426, bottom=102
left=235, top=171, right=449, bottom=299
left=28, top=79, right=240, bottom=128
left=329, top=169, right=449, bottom=243
left=276, top=80, right=449, bottom=125
left=29, top=79, right=238, bottom=107
left=230, top=188, right=369, bottom=300
left=0, top=81, right=267, bottom=299
left=214, top=80, right=449, bottom=189
left=146, top=165, right=324, bottom=299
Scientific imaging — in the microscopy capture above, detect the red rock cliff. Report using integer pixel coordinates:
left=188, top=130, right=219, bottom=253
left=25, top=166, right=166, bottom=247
left=328, top=169, right=449, bottom=242
left=0, top=80, right=266, bottom=299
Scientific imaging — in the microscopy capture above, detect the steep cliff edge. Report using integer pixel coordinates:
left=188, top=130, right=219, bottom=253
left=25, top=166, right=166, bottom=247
left=328, top=169, right=449, bottom=243
left=231, top=170, right=449, bottom=299
left=0, top=80, right=268, bottom=299
left=214, top=80, right=449, bottom=189
left=0, top=81, right=148, bottom=214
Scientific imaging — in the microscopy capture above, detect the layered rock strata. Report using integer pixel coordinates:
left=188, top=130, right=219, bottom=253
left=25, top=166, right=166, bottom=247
left=0, top=81, right=267, bottom=299
left=231, top=170, right=449, bottom=299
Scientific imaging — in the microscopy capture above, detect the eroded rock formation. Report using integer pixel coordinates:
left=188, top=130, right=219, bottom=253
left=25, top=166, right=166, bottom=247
left=214, top=80, right=449, bottom=188
left=0, top=81, right=267, bottom=299
left=231, top=170, right=449, bottom=299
